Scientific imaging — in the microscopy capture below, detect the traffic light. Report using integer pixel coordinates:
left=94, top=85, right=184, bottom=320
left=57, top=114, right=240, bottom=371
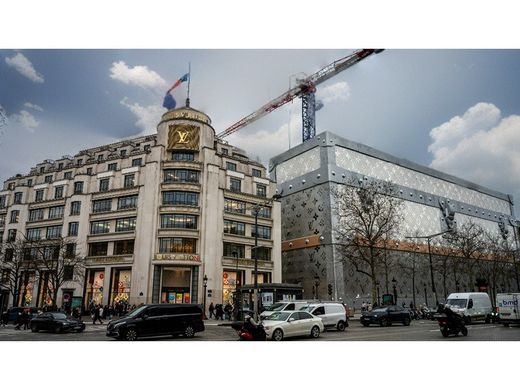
left=328, top=283, right=333, bottom=296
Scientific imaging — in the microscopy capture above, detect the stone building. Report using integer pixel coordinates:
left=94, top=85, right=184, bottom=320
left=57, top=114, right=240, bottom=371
left=0, top=106, right=281, bottom=312
left=270, top=131, right=519, bottom=308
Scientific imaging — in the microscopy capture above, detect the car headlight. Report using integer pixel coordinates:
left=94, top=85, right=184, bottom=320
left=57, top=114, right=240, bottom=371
left=113, top=322, right=125, bottom=328
left=263, top=326, right=270, bottom=331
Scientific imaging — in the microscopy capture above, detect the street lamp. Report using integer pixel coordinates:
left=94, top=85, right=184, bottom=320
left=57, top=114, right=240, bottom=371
left=232, top=251, right=240, bottom=320
left=203, top=275, right=208, bottom=320
left=392, top=277, right=397, bottom=305
left=314, top=275, right=321, bottom=300
left=406, top=230, right=451, bottom=307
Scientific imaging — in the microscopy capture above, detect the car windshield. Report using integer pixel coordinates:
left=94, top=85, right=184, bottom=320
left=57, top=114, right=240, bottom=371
left=299, top=306, right=313, bottom=312
left=372, top=308, right=388, bottom=313
left=126, top=306, right=147, bottom=318
left=446, top=299, right=467, bottom=308
left=52, top=313, right=67, bottom=320
left=268, top=303, right=286, bottom=311
left=265, top=312, right=291, bottom=321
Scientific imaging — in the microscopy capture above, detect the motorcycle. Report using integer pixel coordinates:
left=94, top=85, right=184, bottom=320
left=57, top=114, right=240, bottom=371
left=435, top=306, right=468, bottom=338
left=231, top=316, right=266, bottom=341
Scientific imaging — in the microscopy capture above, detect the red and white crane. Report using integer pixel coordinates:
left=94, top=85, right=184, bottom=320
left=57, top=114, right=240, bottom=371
left=216, top=49, right=383, bottom=142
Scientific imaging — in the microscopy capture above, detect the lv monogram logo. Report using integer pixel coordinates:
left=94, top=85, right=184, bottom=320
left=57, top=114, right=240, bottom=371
left=176, top=130, right=189, bottom=143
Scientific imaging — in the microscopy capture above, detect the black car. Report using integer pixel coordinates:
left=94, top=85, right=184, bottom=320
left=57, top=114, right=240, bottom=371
left=7, top=307, right=39, bottom=324
left=106, top=304, right=205, bottom=341
left=360, top=305, right=412, bottom=327
left=30, top=312, right=86, bottom=333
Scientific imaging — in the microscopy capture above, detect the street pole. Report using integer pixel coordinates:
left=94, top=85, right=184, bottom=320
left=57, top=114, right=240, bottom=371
left=426, top=237, right=438, bottom=306
left=203, top=275, right=208, bottom=320
left=253, top=206, right=259, bottom=322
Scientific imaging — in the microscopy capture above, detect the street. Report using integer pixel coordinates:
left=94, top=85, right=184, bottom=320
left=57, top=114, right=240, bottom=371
left=1, top=317, right=519, bottom=341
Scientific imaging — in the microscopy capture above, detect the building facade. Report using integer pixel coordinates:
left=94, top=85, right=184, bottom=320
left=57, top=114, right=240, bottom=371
left=270, top=131, right=519, bottom=308
left=0, top=106, right=281, bottom=312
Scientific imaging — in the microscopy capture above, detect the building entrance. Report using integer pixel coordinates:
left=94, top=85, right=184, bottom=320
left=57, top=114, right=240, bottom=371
left=161, top=267, right=191, bottom=303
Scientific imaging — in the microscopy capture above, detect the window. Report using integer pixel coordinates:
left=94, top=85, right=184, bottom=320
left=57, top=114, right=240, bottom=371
left=252, top=225, right=271, bottom=239
left=26, top=228, right=41, bottom=241
left=159, top=237, right=196, bottom=253
left=224, top=220, right=245, bottom=236
left=97, top=154, right=104, bottom=162
left=108, top=163, right=117, bottom=171
left=120, top=149, right=127, bottom=157
left=252, top=168, right=262, bottom=178
left=123, top=174, right=135, bottom=188
left=35, top=189, right=44, bottom=202
left=99, top=178, right=109, bottom=192
left=58, top=163, right=64, bottom=170
left=46, top=225, right=62, bottom=239
left=44, top=246, right=60, bottom=260
left=221, top=148, right=228, bottom=155
left=256, top=184, right=267, bottom=197
left=5, top=248, right=14, bottom=261
left=171, top=151, right=194, bottom=161
left=114, top=240, right=134, bottom=255
left=64, top=171, right=72, bottom=179
left=90, top=221, right=110, bottom=235
left=0, top=214, right=5, bottom=227
left=164, top=169, right=199, bottom=183
left=29, top=209, right=44, bottom=221
left=115, top=217, right=136, bottom=232
left=77, top=159, right=83, bottom=165
left=258, top=206, right=271, bottom=219
left=92, top=199, right=112, bottom=213
left=70, top=201, right=81, bottom=216
left=10, top=210, right=19, bottom=223
left=132, top=158, right=142, bottom=167
left=224, top=198, right=246, bottom=214
left=63, top=266, right=74, bottom=281
left=65, top=243, right=76, bottom=258
left=223, top=242, right=245, bottom=258
left=229, top=178, right=241, bottom=192
left=48, top=205, right=64, bottom=219
left=144, top=144, right=151, bottom=152
left=118, top=195, right=137, bottom=210
left=74, top=181, right=83, bottom=194
left=68, top=222, right=79, bottom=236
left=1, top=269, right=10, bottom=283
left=162, top=191, right=199, bottom=206
left=88, top=242, right=108, bottom=256
left=254, top=246, right=271, bottom=261
left=160, top=214, right=197, bottom=229
left=7, top=229, right=17, bottom=242
left=27, top=179, right=33, bottom=186
left=0, top=195, right=6, bottom=209
left=45, top=175, right=53, bottom=183
left=14, top=192, right=23, bottom=204
left=226, top=162, right=237, bottom=171
left=7, top=182, right=15, bottom=190
left=54, top=186, right=64, bottom=199
left=40, top=167, right=45, bottom=173
left=86, top=167, right=93, bottom=175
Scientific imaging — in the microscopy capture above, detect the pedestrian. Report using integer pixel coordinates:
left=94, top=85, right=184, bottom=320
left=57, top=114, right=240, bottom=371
left=208, top=302, right=215, bottom=319
left=215, top=304, right=224, bottom=320
left=92, top=304, right=103, bottom=325
left=14, top=308, right=24, bottom=330
left=102, top=305, right=108, bottom=320
left=224, top=302, right=232, bottom=320
left=1, top=310, right=8, bottom=327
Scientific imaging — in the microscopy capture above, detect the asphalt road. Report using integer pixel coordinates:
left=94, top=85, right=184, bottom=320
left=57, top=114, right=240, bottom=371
left=1, top=318, right=519, bottom=341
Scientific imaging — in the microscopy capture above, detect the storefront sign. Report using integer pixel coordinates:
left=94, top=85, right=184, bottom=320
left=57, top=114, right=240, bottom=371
left=155, top=253, right=201, bottom=262
left=168, top=124, right=200, bottom=151
left=86, top=256, right=133, bottom=265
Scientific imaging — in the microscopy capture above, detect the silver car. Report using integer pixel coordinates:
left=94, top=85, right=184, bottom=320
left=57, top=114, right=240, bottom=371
left=262, top=310, right=324, bottom=341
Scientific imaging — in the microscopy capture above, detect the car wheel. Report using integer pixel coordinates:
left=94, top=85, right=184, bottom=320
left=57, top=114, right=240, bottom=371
left=310, top=326, right=320, bottom=338
left=124, top=328, right=138, bottom=341
left=380, top=318, right=390, bottom=327
left=461, top=327, right=468, bottom=336
left=485, top=315, right=491, bottom=324
left=337, top=321, right=346, bottom=331
left=54, top=325, right=62, bottom=334
left=362, top=322, right=369, bottom=327
left=31, top=324, right=38, bottom=333
left=464, top=316, right=471, bottom=325
left=503, top=323, right=510, bottom=327
left=184, top=325, right=195, bottom=338
left=441, top=327, right=449, bottom=338
left=272, top=328, right=284, bottom=341
left=403, top=317, right=411, bottom=326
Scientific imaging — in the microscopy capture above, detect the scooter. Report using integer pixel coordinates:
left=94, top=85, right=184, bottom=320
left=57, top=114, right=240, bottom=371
left=435, top=306, right=468, bottom=338
left=231, top=316, right=266, bottom=341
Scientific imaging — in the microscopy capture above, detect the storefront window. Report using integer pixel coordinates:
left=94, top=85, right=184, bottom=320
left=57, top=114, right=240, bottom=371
left=160, top=267, right=191, bottom=304
left=110, top=269, right=131, bottom=305
left=19, top=272, right=36, bottom=306
left=85, top=270, right=105, bottom=306
left=222, top=271, right=241, bottom=305
left=37, top=271, right=54, bottom=307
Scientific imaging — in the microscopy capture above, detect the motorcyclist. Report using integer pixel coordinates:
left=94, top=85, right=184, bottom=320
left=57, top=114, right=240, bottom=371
left=242, top=315, right=266, bottom=340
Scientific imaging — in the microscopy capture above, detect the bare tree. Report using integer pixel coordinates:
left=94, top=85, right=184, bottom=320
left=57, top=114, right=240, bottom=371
left=332, top=179, right=404, bottom=304
left=482, top=231, right=515, bottom=303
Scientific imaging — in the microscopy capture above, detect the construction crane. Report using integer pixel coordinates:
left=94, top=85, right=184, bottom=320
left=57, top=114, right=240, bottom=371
left=216, top=49, right=384, bottom=142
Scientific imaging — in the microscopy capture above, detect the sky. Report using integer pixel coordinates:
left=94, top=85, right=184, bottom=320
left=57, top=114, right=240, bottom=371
left=2, top=49, right=520, bottom=215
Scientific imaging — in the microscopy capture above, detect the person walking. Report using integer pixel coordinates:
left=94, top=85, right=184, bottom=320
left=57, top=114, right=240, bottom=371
left=1, top=310, right=8, bottom=327
left=92, top=305, right=103, bottom=325
left=208, top=302, right=215, bottom=319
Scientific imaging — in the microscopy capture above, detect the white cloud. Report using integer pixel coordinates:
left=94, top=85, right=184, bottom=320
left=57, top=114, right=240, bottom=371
left=316, top=81, right=350, bottom=104
left=428, top=102, right=520, bottom=201
left=120, top=97, right=163, bottom=134
left=24, top=102, right=44, bottom=112
left=110, top=61, right=167, bottom=90
left=11, top=110, right=40, bottom=132
left=4, top=52, right=45, bottom=83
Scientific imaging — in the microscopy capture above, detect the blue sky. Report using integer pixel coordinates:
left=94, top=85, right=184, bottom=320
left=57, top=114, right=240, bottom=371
left=2, top=49, right=520, bottom=215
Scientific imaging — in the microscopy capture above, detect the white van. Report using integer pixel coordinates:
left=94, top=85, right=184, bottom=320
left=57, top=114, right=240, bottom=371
left=300, top=302, right=349, bottom=331
left=259, top=301, right=310, bottom=320
left=445, top=292, right=493, bottom=324
left=496, top=293, right=520, bottom=326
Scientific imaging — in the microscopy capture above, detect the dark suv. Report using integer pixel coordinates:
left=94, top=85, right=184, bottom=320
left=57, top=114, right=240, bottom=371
left=106, top=304, right=205, bottom=341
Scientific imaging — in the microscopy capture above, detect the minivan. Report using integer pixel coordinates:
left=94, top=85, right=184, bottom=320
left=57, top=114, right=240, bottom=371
left=496, top=293, right=520, bottom=326
left=106, top=304, right=205, bottom=341
left=259, top=301, right=310, bottom=320
left=300, top=302, right=349, bottom=331
left=445, top=292, right=492, bottom=324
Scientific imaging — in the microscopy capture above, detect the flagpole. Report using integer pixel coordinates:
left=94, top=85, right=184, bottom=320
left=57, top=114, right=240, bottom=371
left=186, top=62, right=191, bottom=107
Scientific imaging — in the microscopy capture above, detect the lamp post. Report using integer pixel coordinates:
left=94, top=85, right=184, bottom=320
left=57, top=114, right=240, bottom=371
left=406, top=230, right=451, bottom=307
left=314, top=275, right=320, bottom=300
left=232, top=251, right=239, bottom=320
left=455, top=280, right=460, bottom=293
left=203, top=275, right=208, bottom=320
left=423, top=283, right=428, bottom=307
left=392, top=277, right=397, bottom=305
